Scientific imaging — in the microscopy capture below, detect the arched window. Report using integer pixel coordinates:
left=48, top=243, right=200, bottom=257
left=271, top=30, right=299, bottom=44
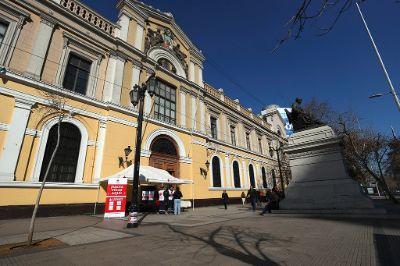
left=249, top=164, right=256, bottom=188
left=212, top=156, right=221, bottom=187
left=233, top=161, right=241, bottom=188
left=39, top=123, right=81, bottom=183
left=150, top=137, right=178, bottom=156
left=272, top=169, right=277, bottom=187
left=262, top=167, right=268, bottom=188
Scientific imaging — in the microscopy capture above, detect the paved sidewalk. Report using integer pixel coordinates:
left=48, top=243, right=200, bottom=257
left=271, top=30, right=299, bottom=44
left=0, top=205, right=400, bottom=265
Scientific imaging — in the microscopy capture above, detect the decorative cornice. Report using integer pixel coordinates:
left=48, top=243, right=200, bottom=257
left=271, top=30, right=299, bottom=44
left=0, top=1, right=31, bottom=19
left=40, top=13, right=57, bottom=28
left=63, top=31, right=107, bottom=57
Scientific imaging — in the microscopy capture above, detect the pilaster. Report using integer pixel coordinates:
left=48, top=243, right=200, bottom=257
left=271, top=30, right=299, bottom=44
left=199, top=98, right=205, bottom=133
left=25, top=15, right=56, bottom=79
left=0, top=98, right=35, bottom=181
left=224, top=154, right=231, bottom=188
left=179, top=89, right=186, bottom=127
left=92, top=119, right=107, bottom=183
left=134, top=24, right=144, bottom=51
left=191, top=95, right=196, bottom=130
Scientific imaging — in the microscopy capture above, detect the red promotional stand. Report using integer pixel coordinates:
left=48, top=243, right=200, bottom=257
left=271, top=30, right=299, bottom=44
left=104, top=177, right=128, bottom=218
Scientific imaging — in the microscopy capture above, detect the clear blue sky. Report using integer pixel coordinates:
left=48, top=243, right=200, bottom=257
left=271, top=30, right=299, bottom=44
left=81, top=0, right=400, bottom=136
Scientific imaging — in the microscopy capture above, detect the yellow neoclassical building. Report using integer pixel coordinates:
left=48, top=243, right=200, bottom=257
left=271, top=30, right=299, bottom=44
left=0, top=0, right=287, bottom=215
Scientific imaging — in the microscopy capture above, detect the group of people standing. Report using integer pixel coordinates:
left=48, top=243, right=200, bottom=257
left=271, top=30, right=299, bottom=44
left=221, top=186, right=282, bottom=215
left=156, top=185, right=183, bottom=215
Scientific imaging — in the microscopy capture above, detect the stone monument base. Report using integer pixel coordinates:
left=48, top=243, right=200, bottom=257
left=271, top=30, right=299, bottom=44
left=280, top=126, right=375, bottom=210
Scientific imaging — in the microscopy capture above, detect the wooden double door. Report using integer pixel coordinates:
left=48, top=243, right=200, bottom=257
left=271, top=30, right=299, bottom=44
left=149, top=153, right=179, bottom=178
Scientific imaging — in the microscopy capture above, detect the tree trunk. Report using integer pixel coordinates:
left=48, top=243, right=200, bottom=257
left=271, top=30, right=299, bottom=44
left=377, top=177, right=398, bottom=204
left=27, top=118, right=61, bottom=246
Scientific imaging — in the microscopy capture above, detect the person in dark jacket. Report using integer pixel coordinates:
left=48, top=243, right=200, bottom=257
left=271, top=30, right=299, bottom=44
left=173, top=186, right=183, bottom=215
left=260, top=189, right=273, bottom=215
left=222, top=190, right=229, bottom=210
left=246, top=186, right=258, bottom=211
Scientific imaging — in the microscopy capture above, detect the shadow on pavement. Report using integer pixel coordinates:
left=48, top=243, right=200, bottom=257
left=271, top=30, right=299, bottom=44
left=374, top=234, right=400, bottom=266
left=161, top=222, right=286, bottom=265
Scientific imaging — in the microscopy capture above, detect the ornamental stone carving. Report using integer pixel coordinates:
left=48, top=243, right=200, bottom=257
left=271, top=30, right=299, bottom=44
left=145, top=26, right=188, bottom=76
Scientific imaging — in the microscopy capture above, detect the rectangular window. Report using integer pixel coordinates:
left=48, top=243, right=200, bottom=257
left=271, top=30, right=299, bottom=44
left=246, top=132, right=251, bottom=150
left=230, top=125, right=236, bottom=145
left=0, top=21, right=8, bottom=47
left=258, top=137, right=263, bottom=154
left=154, top=80, right=176, bottom=124
left=63, top=54, right=91, bottom=95
left=210, top=116, right=217, bottom=139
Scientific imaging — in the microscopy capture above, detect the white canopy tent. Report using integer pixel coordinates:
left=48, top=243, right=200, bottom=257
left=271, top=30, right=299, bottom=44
left=99, top=165, right=193, bottom=185
left=94, top=165, right=194, bottom=214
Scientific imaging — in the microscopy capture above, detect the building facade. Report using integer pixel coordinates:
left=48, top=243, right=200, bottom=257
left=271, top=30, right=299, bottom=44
left=0, top=0, right=286, bottom=211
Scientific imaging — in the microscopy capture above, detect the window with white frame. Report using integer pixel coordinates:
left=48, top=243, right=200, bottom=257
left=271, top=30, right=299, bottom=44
left=154, top=80, right=176, bottom=124
left=210, top=116, right=218, bottom=139
left=245, top=132, right=251, bottom=150
left=0, top=21, right=8, bottom=47
left=258, top=137, right=263, bottom=154
left=56, top=33, right=103, bottom=97
left=233, top=161, right=241, bottom=188
left=39, top=122, right=81, bottom=183
left=230, top=125, right=236, bottom=146
left=212, top=156, right=222, bottom=187
left=63, top=54, right=92, bottom=95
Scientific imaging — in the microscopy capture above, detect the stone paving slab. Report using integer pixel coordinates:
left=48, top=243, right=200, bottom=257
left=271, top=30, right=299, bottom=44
left=55, top=226, right=133, bottom=246
left=0, top=229, right=69, bottom=246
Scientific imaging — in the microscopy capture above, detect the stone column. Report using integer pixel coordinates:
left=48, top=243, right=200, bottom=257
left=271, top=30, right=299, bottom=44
left=92, top=119, right=107, bottom=183
left=130, top=61, right=141, bottom=109
left=197, top=65, right=204, bottom=87
left=144, top=68, right=154, bottom=115
left=224, top=154, right=231, bottom=188
left=189, top=61, right=195, bottom=82
left=134, top=23, right=144, bottom=51
left=117, top=13, right=130, bottom=42
left=25, top=15, right=55, bottom=79
left=179, top=89, right=186, bottom=127
left=199, top=98, right=205, bottom=133
left=0, top=98, right=35, bottom=181
left=191, top=95, right=197, bottom=130
left=242, top=160, right=248, bottom=188
left=103, top=54, right=125, bottom=104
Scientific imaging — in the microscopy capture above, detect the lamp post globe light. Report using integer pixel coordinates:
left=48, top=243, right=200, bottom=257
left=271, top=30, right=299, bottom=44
left=127, top=74, right=157, bottom=228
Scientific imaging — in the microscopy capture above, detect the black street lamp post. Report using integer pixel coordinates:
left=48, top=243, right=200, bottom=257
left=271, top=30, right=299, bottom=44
left=127, top=74, right=156, bottom=228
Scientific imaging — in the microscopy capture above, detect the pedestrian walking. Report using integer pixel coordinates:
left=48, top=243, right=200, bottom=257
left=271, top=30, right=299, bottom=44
left=246, top=186, right=258, bottom=211
left=173, top=186, right=183, bottom=215
left=158, top=186, right=166, bottom=214
left=241, top=191, right=246, bottom=205
left=222, top=190, right=229, bottom=210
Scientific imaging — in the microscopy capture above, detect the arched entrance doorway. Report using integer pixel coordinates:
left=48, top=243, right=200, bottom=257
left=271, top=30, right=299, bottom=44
left=149, top=136, right=179, bottom=177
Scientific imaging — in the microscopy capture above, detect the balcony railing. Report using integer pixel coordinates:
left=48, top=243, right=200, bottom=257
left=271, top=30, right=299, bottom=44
left=60, top=0, right=115, bottom=35
left=204, top=83, right=269, bottom=129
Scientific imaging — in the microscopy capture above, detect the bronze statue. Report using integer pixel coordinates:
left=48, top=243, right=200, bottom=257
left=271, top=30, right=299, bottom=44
left=285, top=98, right=324, bottom=132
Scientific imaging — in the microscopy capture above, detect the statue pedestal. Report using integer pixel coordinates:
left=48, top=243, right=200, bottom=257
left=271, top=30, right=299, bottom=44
left=280, top=126, right=375, bottom=210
